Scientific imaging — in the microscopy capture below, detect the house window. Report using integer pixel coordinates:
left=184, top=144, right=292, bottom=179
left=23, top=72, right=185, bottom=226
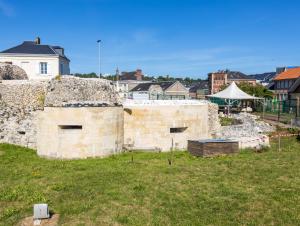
left=40, top=62, right=48, bottom=74
left=60, top=63, right=63, bottom=75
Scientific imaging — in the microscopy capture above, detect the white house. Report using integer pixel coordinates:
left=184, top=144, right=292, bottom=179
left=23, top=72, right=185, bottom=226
left=0, top=37, right=70, bottom=80
left=129, top=81, right=189, bottom=100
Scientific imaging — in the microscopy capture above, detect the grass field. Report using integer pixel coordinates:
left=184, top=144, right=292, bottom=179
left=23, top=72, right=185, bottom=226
left=1, top=138, right=300, bottom=226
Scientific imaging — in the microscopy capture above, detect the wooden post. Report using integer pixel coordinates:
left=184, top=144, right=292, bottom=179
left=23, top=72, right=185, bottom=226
left=168, top=138, right=174, bottom=165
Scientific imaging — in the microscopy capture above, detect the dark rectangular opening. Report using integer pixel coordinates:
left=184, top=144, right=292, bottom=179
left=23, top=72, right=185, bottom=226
left=59, top=125, right=82, bottom=130
left=170, top=127, right=188, bottom=133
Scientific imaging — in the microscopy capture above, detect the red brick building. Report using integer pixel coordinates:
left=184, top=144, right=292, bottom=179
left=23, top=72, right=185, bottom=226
left=208, top=70, right=256, bottom=94
left=120, top=69, right=143, bottom=81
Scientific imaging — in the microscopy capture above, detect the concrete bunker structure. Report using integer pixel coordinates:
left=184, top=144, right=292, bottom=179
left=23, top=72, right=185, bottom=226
left=37, top=106, right=124, bottom=159
left=123, top=100, right=211, bottom=151
left=0, top=77, right=220, bottom=159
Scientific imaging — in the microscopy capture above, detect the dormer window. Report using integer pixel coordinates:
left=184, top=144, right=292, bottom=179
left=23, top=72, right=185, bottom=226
left=40, top=62, right=47, bottom=74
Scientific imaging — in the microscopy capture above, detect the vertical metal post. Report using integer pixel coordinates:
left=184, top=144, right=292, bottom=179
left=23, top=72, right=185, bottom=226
left=97, top=40, right=102, bottom=78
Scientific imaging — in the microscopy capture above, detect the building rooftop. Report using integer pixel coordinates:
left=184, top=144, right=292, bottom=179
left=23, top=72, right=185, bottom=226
left=1, top=40, right=69, bottom=61
left=189, top=81, right=208, bottom=92
left=130, top=81, right=175, bottom=92
left=123, top=99, right=208, bottom=106
left=228, top=71, right=255, bottom=80
left=274, top=67, right=300, bottom=80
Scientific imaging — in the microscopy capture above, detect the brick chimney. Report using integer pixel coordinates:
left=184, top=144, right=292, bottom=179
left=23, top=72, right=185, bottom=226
left=135, top=69, right=143, bottom=81
left=35, top=37, right=41, bottom=45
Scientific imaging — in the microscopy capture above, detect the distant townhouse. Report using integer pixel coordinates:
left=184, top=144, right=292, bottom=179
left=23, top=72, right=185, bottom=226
left=189, top=81, right=209, bottom=99
left=0, top=37, right=70, bottom=80
left=273, top=67, right=300, bottom=101
left=208, top=70, right=256, bottom=94
left=129, top=81, right=189, bottom=100
left=113, top=68, right=150, bottom=98
left=288, top=77, right=300, bottom=100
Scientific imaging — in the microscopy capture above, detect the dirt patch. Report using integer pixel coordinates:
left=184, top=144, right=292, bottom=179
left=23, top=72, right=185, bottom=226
left=18, top=214, right=59, bottom=226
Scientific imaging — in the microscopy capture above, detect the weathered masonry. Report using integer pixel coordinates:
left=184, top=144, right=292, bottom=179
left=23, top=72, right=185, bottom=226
left=0, top=77, right=220, bottom=159
left=37, top=107, right=123, bottom=159
left=123, top=100, right=212, bottom=151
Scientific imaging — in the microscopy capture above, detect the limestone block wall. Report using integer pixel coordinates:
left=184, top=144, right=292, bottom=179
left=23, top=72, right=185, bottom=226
left=37, top=107, right=124, bottom=159
left=123, top=100, right=210, bottom=151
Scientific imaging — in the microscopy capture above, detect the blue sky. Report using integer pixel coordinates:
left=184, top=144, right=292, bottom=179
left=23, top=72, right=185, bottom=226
left=0, top=0, right=300, bottom=78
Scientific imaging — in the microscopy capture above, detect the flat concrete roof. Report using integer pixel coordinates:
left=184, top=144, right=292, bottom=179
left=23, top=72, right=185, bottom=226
left=123, top=99, right=208, bottom=106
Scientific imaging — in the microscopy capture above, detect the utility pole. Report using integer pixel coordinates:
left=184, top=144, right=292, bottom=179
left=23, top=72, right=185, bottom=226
left=97, top=40, right=102, bottom=78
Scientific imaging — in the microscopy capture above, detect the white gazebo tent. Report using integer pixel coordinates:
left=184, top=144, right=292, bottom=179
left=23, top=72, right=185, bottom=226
left=206, top=82, right=264, bottom=113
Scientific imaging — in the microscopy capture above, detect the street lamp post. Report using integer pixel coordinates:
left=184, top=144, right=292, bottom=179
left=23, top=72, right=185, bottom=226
left=97, top=40, right=102, bottom=78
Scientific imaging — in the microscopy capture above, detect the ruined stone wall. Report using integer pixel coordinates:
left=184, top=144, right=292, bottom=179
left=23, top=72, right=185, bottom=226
left=0, top=77, right=121, bottom=149
left=0, top=80, right=47, bottom=148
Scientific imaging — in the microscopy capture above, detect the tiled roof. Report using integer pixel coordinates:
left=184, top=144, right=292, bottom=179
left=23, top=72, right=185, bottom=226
left=131, top=81, right=175, bottom=92
left=1, top=41, right=69, bottom=61
left=228, top=71, right=254, bottom=80
left=274, top=67, right=300, bottom=80
left=189, top=81, right=208, bottom=92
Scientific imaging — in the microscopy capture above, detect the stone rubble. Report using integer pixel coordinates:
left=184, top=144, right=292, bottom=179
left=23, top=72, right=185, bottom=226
left=217, top=112, right=275, bottom=149
left=45, top=77, right=121, bottom=107
left=0, top=62, right=28, bottom=80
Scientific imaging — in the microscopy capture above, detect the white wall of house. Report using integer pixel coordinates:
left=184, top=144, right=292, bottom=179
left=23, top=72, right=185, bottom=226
left=130, top=91, right=149, bottom=100
left=0, top=54, right=70, bottom=80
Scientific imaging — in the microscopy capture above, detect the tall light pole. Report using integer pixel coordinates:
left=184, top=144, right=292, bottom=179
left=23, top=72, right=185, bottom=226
left=97, top=40, right=102, bottom=78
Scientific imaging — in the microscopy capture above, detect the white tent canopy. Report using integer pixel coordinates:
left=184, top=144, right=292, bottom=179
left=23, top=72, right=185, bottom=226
left=207, top=82, right=262, bottom=100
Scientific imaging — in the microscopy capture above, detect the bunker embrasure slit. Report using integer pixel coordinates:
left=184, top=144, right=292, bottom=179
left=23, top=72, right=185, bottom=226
left=170, top=127, right=188, bottom=133
left=59, top=125, right=82, bottom=130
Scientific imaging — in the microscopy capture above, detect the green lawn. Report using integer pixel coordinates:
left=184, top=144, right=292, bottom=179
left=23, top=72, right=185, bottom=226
left=1, top=138, right=300, bottom=226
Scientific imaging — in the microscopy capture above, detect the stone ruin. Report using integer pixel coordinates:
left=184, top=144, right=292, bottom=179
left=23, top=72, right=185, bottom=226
left=0, top=77, right=121, bottom=149
left=217, top=112, right=274, bottom=149
left=0, top=76, right=220, bottom=158
left=0, top=62, right=28, bottom=80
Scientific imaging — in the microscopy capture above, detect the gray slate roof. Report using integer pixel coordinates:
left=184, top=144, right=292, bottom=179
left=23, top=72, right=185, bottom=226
left=189, top=81, right=208, bottom=92
left=1, top=41, right=70, bottom=61
left=131, top=81, right=174, bottom=92
left=228, top=71, right=254, bottom=80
